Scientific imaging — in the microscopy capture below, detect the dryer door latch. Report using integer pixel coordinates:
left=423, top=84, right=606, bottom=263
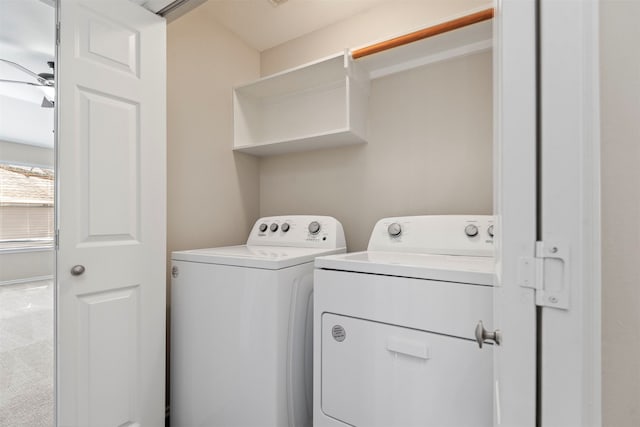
left=518, top=240, right=570, bottom=310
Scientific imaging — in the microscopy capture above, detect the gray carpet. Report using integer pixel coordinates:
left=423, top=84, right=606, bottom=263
left=0, top=280, right=54, bottom=427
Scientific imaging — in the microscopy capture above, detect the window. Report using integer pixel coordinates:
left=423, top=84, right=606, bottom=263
left=0, top=163, right=54, bottom=250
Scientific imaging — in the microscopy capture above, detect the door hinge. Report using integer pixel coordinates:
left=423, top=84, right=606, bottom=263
left=55, top=229, right=59, bottom=250
left=56, top=23, right=60, bottom=46
left=518, top=240, right=570, bottom=310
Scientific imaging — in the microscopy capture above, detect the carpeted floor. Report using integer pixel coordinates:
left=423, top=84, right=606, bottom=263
left=0, top=280, right=54, bottom=427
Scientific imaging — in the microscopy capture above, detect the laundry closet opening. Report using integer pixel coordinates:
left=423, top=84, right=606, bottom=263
left=167, top=0, right=495, bottom=420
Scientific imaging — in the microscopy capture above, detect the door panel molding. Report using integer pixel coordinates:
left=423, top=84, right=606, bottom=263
left=77, top=285, right=141, bottom=426
left=76, top=4, right=140, bottom=76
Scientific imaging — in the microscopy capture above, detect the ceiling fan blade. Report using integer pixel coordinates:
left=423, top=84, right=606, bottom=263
left=0, top=58, right=52, bottom=86
left=38, top=72, right=54, bottom=81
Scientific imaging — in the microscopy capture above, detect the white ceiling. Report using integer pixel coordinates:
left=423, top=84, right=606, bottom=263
left=200, top=0, right=387, bottom=52
left=0, top=0, right=55, bottom=148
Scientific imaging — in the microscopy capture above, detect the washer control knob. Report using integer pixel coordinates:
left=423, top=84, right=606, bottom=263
left=308, top=221, right=321, bottom=235
left=487, top=225, right=494, bottom=238
left=281, top=223, right=290, bottom=232
left=465, top=224, right=479, bottom=237
left=387, top=222, right=402, bottom=237
left=270, top=223, right=279, bottom=232
left=259, top=223, right=268, bottom=233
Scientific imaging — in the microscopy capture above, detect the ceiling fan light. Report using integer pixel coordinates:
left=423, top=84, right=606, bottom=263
left=268, top=0, right=289, bottom=7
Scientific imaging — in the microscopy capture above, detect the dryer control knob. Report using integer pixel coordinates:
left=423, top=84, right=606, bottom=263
left=487, top=225, right=494, bottom=238
left=259, top=223, right=268, bottom=232
left=308, top=221, right=321, bottom=235
left=387, top=222, right=402, bottom=237
left=270, top=223, right=279, bottom=232
left=281, top=223, right=290, bottom=232
left=465, top=224, right=479, bottom=237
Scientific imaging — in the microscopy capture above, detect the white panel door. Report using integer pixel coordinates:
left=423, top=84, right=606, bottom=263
left=493, top=0, right=537, bottom=425
left=56, top=1, right=166, bottom=425
left=539, top=0, right=601, bottom=424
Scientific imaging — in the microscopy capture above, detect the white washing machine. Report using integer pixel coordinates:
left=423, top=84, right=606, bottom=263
left=170, top=215, right=346, bottom=427
left=313, top=215, right=497, bottom=427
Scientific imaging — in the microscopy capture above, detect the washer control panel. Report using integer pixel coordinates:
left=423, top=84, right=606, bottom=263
left=248, top=215, right=346, bottom=249
left=369, top=215, right=495, bottom=257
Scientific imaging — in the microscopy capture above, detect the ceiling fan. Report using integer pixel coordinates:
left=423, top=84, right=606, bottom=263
left=0, top=58, right=55, bottom=108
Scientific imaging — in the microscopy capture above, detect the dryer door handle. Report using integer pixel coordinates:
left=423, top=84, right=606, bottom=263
left=474, top=320, right=502, bottom=348
left=386, top=337, right=430, bottom=360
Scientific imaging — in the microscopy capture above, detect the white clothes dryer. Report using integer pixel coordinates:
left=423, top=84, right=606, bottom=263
left=313, top=215, right=496, bottom=427
left=170, top=216, right=345, bottom=427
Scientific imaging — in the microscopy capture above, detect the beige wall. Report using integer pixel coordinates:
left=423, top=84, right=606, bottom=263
left=0, top=140, right=54, bottom=168
left=259, top=1, right=493, bottom=251
left=167, top=11, right=260, bottom=259
left=0, top=249, right=53, bottom=284
left=600, top=1, right=640, bottom=426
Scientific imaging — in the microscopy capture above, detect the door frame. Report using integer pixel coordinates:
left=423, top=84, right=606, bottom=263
left=494, top=0, right=602, bottom=425
left=538, top=0, right=601, bottom=424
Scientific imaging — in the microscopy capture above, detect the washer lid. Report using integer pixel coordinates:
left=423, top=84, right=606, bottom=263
left=172, top=245, right=345, bottom=270
left=315, top=251, right=495, bottom=285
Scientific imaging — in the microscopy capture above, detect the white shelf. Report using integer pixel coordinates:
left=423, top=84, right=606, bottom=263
left=233, top=128, right=366, bottom=157
left=233, top=52, right=369, bottom=157
left=354, top=17, right=493, bottom=79
left=235, top=55, right=346, bottom=98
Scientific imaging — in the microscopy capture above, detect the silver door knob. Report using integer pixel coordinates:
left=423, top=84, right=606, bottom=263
left=475, top=320, right=501, bottom=348
left=70, top=265, right=85, bottom=276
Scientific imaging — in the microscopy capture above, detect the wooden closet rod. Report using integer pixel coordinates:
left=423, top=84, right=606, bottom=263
left=351, top=8, right=494, bottom=60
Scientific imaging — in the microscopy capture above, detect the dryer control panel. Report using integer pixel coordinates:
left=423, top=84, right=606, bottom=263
left=367, top=215, right=494, bottom=257
left=248, top=215, right=346, bottom=249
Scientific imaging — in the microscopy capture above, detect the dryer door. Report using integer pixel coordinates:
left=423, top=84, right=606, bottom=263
left=321, top=313, right=493, bottom=427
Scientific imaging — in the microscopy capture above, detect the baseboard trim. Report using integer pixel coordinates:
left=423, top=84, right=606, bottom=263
left=0, top=275, right=54, bottom=287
